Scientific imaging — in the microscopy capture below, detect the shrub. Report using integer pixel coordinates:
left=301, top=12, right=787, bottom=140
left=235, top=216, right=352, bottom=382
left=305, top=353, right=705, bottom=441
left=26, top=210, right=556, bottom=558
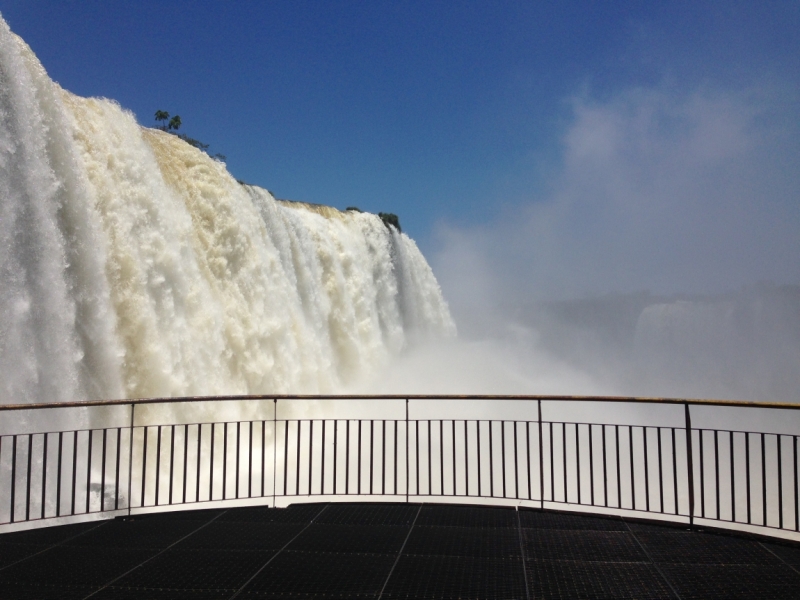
left=378, top=212, right=401, bottom=233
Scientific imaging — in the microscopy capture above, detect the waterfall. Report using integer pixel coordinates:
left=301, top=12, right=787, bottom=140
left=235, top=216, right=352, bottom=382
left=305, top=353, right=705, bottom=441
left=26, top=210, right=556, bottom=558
left=0, top=19, right=455, bottom=404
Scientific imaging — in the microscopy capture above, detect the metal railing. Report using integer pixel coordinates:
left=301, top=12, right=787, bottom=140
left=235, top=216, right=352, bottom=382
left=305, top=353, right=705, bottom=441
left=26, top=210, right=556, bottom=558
left=1, top=395, right=798, bottom=541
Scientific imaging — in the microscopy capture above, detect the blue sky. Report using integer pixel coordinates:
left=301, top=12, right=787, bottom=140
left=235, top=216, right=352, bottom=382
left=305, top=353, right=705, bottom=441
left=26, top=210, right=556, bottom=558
left=3, top=1, right=799, bottom=298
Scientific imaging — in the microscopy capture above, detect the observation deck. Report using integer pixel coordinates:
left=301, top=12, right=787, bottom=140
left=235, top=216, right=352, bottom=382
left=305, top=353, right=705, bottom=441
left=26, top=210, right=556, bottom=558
left=1, top=502, right=800, bottom=599
left=2, top=394, right=800, bottom=597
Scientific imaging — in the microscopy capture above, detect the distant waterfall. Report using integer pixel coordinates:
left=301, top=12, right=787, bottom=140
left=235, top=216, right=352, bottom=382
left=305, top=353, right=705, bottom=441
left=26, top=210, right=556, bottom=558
left=0, top=18, right=455, bottom=404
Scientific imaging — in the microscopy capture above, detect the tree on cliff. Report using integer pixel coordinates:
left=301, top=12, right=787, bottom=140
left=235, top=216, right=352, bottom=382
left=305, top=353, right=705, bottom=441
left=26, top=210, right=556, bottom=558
left=154, top=111, right=225, bottom=162
left=154, top=110, right=169, bottom=130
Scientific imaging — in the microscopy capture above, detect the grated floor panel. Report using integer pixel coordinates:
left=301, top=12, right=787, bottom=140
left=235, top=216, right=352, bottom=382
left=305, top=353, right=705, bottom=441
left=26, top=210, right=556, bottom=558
left=1, top=502, right=799, bottom=599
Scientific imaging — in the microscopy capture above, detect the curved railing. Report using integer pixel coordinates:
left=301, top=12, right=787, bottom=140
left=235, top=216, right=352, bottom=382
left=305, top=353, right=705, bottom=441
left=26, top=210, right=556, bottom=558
left=1, top=395, right=799, bottom=542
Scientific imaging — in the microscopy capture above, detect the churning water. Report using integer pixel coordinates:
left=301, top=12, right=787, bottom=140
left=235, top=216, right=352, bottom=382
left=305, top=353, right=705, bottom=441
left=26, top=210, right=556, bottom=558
left=0, top=19, right=455, bottom=405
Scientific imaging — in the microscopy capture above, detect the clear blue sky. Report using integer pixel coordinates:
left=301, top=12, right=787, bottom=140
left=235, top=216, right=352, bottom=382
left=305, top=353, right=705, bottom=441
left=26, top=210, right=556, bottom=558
left=3, top=1, right=799, bottom=291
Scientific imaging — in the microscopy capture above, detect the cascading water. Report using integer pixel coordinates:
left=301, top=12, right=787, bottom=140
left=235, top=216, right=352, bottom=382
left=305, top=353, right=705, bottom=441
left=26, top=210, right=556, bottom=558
left=0, top=18, right=455, bottom=405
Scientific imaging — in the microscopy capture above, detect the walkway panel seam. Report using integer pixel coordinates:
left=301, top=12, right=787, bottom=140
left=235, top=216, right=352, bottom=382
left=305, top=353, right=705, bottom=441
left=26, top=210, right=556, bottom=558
left=516, top=506, right=531, bottom=600
left=0, top=520, right=109, bottom=572
left=623, top=517, right=682, bottom=600
left=227, top=502, right=330, bottom=599
left=377, top=502, right=422, bottom=599
left=82, top=509, right=228, bottom=599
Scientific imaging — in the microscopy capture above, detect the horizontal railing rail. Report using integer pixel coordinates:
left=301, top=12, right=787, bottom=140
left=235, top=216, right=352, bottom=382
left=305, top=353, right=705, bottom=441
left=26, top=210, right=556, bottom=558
left=1, top=395, right=798, bottom=542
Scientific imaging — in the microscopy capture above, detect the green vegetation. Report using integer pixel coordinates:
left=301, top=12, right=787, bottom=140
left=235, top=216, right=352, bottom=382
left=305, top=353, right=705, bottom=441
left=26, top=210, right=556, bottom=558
left=345, top=207, right=401, bottom=232
left=378, top=212, right=401, bottom=233
left=154, top=110, right=225, bottom=162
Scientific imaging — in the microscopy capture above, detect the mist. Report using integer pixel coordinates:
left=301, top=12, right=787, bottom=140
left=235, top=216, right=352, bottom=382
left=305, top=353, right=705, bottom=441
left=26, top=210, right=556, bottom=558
left=365, top=84, right=800, bottom=403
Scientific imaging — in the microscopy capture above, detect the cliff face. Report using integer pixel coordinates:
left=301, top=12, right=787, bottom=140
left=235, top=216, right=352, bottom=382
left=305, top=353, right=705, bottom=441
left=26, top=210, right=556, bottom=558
left=0, top=19, right=455, bottom=404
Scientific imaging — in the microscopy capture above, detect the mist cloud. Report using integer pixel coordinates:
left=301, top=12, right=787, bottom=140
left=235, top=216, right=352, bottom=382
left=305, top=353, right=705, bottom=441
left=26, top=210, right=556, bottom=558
left=421, top=83, right=800, bottom=401
left=435, top=84, right=800, bottom=304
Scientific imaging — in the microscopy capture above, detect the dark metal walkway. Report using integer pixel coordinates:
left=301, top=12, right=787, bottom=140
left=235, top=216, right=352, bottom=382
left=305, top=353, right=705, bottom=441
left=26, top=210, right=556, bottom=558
left=1, top=503, right=799, bottom=599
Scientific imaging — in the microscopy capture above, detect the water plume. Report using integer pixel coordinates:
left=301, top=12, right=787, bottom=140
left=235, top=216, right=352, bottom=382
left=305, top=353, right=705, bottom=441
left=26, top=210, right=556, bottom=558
left=0, top=17, right=455, bottom=406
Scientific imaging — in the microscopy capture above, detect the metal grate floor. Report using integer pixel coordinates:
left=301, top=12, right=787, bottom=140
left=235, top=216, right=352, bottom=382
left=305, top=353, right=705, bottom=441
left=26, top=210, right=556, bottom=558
left=1, top=502, right=799, bottom=599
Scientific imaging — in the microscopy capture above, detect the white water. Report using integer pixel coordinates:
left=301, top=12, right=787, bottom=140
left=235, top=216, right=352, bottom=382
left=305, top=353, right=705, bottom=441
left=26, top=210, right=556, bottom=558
left=0, top=20, right=455, bottom=405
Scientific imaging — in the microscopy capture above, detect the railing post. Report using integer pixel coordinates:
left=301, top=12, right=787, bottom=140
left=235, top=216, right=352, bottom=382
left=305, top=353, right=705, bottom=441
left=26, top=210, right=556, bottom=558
left=684, top=402, right=695, bottom=529
left=538, top=399, right=544, bottom=510
left=127, top=403, right=135, bottom=517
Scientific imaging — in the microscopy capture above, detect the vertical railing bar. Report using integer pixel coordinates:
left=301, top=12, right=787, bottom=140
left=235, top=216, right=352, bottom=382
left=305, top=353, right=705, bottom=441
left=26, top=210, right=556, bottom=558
left=643, top=427, right=650, bottom=513
left=415, top=420, right=420, bottom=497
left=615, top=425, right=621, bottom=509
left=154, top=426, right=161, bottom=506
left=575, top=423, right=581, bottom=504
left=490, top=421, right=495, bottom=498
left=502, top=421, right=507, bottom=498
left=477, top=421, right=482, bottom=498
left=296, top=421, right=302, bottom=496
left=283, top=418, right=289, bottom=497
left=439, top=420, right=444, bottom=495
left=528, top=420, right=534, bottom=503
left=746, top=432, right=752, bottom=524
left=85, top=430, right=93, bottom=513
left=684, top=404, right=695, bottom=528
left=272, top=400, right=276, bottom=505
left=452, top=420, right=456, bottom=496
left=262, top=419, right=267, bottom=499
left=334, top=420, right=339, bottom=495
left=248, top=421, right=253, bottom=499
left=11, top=436, right=17, bottom=522
left=729, top=431, right=735, bottom=522
left=762, top=432, right=767, bottom=527
left=223, top=423, right=228, bottom=500
left=141, top=427, right=148, bottom=508
left=196, top=424, right=202, bottom=503
left=321, top=420, right=327, bottom=495
left=404, top=401, right=409, bottom=501
left=369, top=420, right=374, bottom=496
left=513, top=421, right=519, bottom=500
left=629, top=426, right=635, bottom=511
left=381, top=419, right=386, bottom=496
left=699, top=429, right=705, bottom=518
left=235, top=422, right=240, bottom=500
left=309, top=421, right=315, bottom=496
left=182, top=424, right=189, bottom=505
left=588, top=424, right=595, bottom=506
left=127, top=405, right=134, bottom=514
left=357, top=420, right=362, bottom=496
left=459, top=421, right=468, bottom=496
left=657, top=427, right=664, bottom=514
left=602, top=425, right=608, bottom=508
left=115, top=428, right=122, bottom=511
left=101, top=429, right=107, bottom=512
left=778, top=434, right=784, bottom=530
left=209, top=423, right=215, bottom=502
left=563, top=423, right=567, bottom=503
left=169, top=425, right=175, bottom=505
left=26, top=434, right=33, bottom=521
left=671, top=428, right=678, bottom=515
left=345, top=420, right=350, bottom=494
left=536, top=401, right=543, bottom=506
left=427, top=420, right=432, bottom=495
left=714, top=430, right=720, bottom=520
left=41, top=433, right=49, bottom=518
left=395, top=420, right=399, bottom=495
left=57, top=432, right=63, bottom=517
left=550, top=421, right=555, bottom=503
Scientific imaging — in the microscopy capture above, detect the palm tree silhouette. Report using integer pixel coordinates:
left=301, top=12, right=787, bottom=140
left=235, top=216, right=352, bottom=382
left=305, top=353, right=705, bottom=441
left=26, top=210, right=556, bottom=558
left=154, top=110, right=169, bottom=130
